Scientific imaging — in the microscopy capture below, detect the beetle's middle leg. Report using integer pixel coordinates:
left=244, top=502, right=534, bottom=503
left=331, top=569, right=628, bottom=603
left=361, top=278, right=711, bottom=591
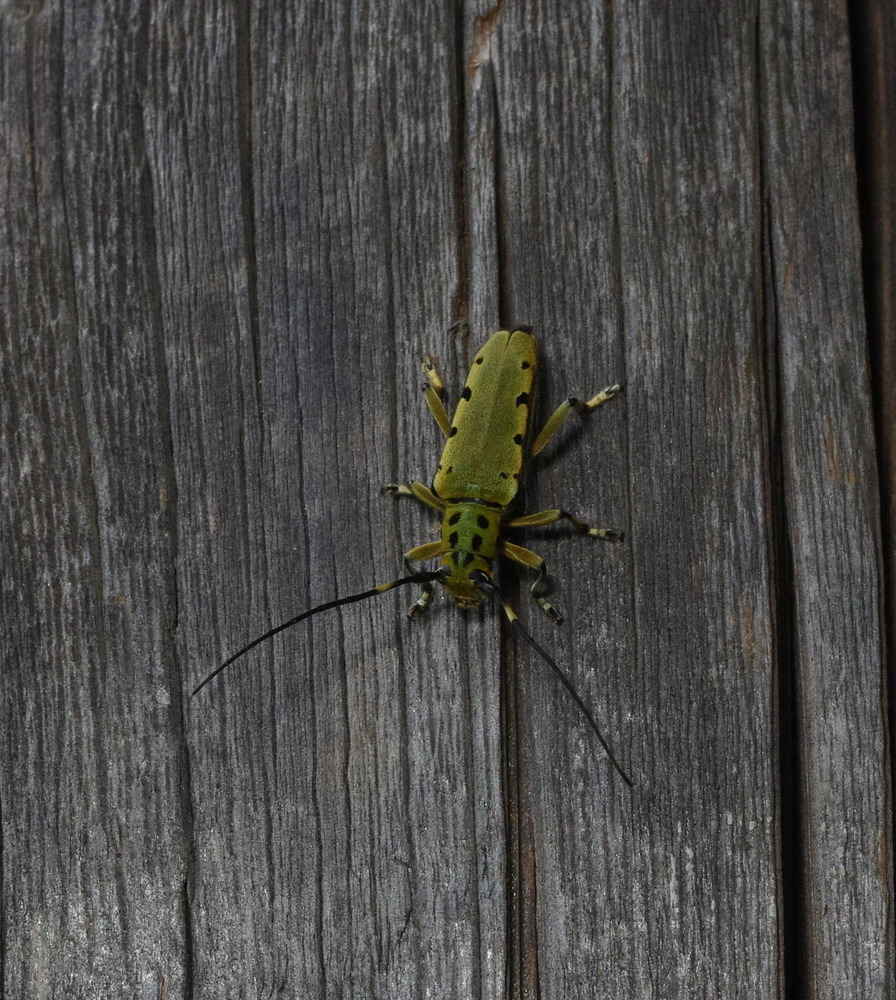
left=506, top=508, right=623, bottom=541
left=404, top=541, right=445, bottom=617
left=531, top=384, right=621, bottom=456
left=500, top=541, right=563, bottom=624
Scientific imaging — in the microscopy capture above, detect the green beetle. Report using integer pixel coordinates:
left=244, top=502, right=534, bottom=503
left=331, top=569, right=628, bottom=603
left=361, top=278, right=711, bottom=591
left=387, top=328, right=621, bottom=618
left=196, top=328, right=630, bottom=784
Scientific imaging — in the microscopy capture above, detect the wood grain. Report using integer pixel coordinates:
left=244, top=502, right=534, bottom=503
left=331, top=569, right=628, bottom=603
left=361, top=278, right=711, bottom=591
left=761, top=0, right=891, bottom=995
left=1, top=2, right=189, bottom=997
left=0, top=1, right=890, bottom=998
left=496, top=2, right=779, bottom=996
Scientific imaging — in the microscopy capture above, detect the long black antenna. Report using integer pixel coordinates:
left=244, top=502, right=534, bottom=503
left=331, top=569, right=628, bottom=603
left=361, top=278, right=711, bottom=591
left=472, top=572, right=633, bottom=787
left=194, top=571, right=445, bottom=697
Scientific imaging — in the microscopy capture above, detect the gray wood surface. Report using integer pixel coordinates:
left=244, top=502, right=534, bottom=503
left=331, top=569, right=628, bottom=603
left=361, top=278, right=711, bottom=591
left=1, top=2, right=891, bottom=998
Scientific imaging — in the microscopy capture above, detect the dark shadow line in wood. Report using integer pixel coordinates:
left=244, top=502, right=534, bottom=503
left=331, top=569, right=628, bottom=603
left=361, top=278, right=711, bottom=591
left=460, top=614, right=486, bottom=1000
left=762, top=173, right=807, bottom=998
left=499, top=612, right=514, bottom=998
left=485, top=52, right=542, bottom=998
left=771, top=445, right=805, bottom=1000
left=500, top=596, right=524, bottom=1000
left=473, top=42, right=538, bottom=998
left=846, top=0, right=896, bottom=921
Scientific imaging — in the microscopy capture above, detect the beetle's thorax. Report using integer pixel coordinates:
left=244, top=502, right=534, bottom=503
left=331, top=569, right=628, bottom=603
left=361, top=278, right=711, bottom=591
left=438, top=497, right=503, bottom=608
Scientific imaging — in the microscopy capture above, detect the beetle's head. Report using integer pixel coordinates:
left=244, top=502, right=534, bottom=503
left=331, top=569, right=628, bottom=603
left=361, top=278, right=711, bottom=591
left=438, top=555, right=493, bottom=609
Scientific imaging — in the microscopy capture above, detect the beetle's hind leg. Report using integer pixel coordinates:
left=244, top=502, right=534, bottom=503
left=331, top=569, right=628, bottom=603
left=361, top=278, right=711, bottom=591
left=420, top=356, right=453, bottom=437
left=506, top=508, right=623, bottom=541
left=403, top=541, right=445, bottom=618
left=500, top=541, right=563, bottom=624
left=531, top=384, right=621, bottom=457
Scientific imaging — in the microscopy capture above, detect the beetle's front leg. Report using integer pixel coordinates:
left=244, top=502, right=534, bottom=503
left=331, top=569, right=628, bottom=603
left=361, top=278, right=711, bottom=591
left=403, top=541, right=445, bottom=618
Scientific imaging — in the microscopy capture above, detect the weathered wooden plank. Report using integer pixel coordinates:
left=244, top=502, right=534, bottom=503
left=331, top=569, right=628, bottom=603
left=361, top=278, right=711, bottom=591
left=465, top=6, right=635, bottom=998
left=140, top=2, right=271, bottom=996
left=145, top=1, right=506, bottom=996
left=488, top=1, right=782, bottom=997
left=760, top=0, right=893, bottom=996
left=0, top=3, right=188, bottom=997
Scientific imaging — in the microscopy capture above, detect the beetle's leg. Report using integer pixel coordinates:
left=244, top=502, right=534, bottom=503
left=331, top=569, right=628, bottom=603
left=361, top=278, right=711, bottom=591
left=421, top=356, right=452, bottom=437
left=383, top=481, right=446, bottom=512
left=423, top=384, right=452, bottom=438
left=422, top=354, right=447, bottom=395
left=530, top=384, right=621, bottom=457
left=405, top=541, right=445, bottom=561
left=506, top=508, right=623, bottom=541
left=500, top=541, right=563, bottom=624
left=404, top=542, right=445, bottom=617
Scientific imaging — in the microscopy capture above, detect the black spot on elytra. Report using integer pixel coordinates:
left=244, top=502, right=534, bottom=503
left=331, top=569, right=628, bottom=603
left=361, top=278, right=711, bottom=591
left=459, top=552, right=474, bottom=566
left=461, top=386, right=472, bottom=400
left=477, top=514, right=489, bottom=529
left=449, top=512, right=461, bottom=525
left=449, top=531, right=458, bottom=547
left=520, top=360, right=531, bottom=369
left=513, top=433, right=523, bottom=444
left=516, top=392, right=529, bottom=407
left=475, top=356, right=484, bottom=364
left=499, top=472, right=508, bottom=479
left=449, top=426, right=458, bottom=436
left=471, top=534, right=483, bottom=551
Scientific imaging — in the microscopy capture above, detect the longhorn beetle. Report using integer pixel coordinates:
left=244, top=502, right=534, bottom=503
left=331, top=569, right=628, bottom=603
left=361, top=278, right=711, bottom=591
left=194, top=328, right=631, bottom=785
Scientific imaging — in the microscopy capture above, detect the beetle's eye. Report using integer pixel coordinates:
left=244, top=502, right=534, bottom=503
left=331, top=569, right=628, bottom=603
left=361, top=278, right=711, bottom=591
left=470, top=570, right=490, bottom=589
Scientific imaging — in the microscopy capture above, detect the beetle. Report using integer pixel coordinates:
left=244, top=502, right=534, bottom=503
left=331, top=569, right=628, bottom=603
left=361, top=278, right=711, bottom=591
left=195, top=328, right=630, bottom=784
